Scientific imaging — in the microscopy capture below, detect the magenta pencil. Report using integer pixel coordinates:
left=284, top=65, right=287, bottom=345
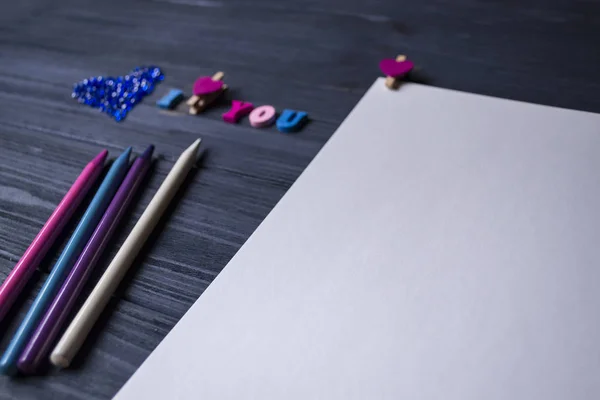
left=0, top=149, right=108, bottom=323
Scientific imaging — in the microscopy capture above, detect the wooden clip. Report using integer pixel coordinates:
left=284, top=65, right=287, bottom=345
left=379, top=55, right=414, bottom=90
left=211, top=71, right=224, bottom=81
left=188, top=72, right=227, bottom=114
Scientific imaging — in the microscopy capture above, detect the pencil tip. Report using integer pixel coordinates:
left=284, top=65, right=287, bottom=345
left=140, top=145, right=154, bottom=160
left=187, top=139, right=201, bottom=154
left=117, top=146, right=132, bottom=162
left=92, top=149, right=109, bottom=165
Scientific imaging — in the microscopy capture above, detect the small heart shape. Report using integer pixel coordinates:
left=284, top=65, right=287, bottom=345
left=379, top=58, right=414, bottom=78
left=193, top=76, right=224, bottom=96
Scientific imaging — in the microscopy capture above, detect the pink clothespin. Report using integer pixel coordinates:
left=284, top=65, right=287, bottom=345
left=187, top=71, right=227, bottom=114
left=379, top=55, right=414, bottom=90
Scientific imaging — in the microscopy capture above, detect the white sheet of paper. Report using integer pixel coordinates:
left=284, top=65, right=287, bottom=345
left=115, top=79, right=600, bottom=400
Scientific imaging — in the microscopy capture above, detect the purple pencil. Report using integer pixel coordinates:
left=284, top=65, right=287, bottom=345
left=17, top=145, right=154, bottom=374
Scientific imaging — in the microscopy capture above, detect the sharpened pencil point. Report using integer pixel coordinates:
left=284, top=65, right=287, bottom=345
left=186, top=139, right=201, bottom=156
left=140, top=145, right=155, bottom=160
left=115, top=147, right=132, bottom=164
left=91, top=149, right=109, bottom=166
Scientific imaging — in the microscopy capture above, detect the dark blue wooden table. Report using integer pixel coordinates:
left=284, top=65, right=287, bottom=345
left=1, top=0, right=599, bottom=398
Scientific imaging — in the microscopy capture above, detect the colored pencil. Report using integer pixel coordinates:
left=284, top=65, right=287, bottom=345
left=0, top=148, right=131, bottom=375
left=17, top=145, right=154, bottom=374
left=0, top=149, right=108, bottom=323
left=50, top=140, right=200, bottom=368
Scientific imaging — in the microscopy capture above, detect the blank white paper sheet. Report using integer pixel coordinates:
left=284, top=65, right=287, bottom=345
left=115, top=79, right=600, bottom=400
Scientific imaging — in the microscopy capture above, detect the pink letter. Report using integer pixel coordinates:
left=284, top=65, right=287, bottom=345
left=222, top=100, right=254, bottom=124
left=249, top=105, right=276, bottom=128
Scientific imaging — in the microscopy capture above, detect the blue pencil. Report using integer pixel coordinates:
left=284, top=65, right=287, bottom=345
left=0, top=147, right=132, bottom=375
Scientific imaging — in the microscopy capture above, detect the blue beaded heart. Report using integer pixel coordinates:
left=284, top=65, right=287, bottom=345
left=72, top=66, right=164, bottom=122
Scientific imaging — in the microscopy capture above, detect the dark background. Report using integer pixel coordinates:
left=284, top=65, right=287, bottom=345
left=1, top=0, right=599, bottom=398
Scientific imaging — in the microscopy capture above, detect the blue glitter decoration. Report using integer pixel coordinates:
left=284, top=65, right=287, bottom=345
left=72, top=66, right=164, bottom=122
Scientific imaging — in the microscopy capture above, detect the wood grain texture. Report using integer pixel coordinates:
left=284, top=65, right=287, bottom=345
left=0, top=0, right=599, bottom=398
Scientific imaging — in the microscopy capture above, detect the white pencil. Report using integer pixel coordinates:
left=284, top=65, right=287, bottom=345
left=50, top=139, right=201, bottom=368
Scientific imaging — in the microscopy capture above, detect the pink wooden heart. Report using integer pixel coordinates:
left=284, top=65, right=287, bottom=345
left=193, top=76, right=224, bottom=96
left=379, top=58, right=414, bottom=78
